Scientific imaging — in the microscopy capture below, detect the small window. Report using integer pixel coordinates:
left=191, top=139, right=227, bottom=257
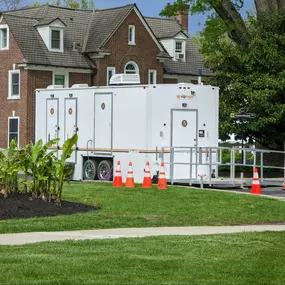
left=148, top=70, right=157, bottom=84
left=8, top=117, right=19, bottom=147
left=0, top=26, right=8, bottom=50
left=175, top=41, right=183, bottom=53
left=128, top=25, right=135, bottom=45
left=124, top=61, right=139, bottom=74
left=107, top=67, right=116, bottom=85
left=8, top=70, right=20, bottom=99
left=51, top=29, right=61, bottom=49
left=54, top=74, right=65, bottom=86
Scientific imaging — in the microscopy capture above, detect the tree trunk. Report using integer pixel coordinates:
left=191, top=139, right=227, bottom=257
left=278, top=0, right=285, bottom=9
left=212, top=0, right=251, bottom=48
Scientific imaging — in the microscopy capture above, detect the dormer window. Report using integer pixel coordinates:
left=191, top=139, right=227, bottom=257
left=128, top=25, right=135, bottom=45
left=175, top=40, right=185, bottom=61
left=50, top=28, right=63, bottom=52
left=0, top=25, right=9, bottom=50
left=35, top=18, right=65, bottom=52
left=51, top=30, right=60, bottom=49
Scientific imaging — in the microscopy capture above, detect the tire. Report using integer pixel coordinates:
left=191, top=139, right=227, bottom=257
left=97, top=160, right=113, bottom=181
left=83, top=159, right=98, bottom=180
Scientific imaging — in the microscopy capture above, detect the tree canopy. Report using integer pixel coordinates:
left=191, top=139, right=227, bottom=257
left=161, top=0, right=285, bottom=149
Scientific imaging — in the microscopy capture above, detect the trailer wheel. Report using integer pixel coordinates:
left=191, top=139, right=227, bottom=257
left=97, top=160, right=113, bottom=181
left=83, top=159, right=98, bottom=180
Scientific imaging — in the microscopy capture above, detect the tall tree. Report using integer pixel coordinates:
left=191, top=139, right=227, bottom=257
left=161, top=0, right=285, bottom=149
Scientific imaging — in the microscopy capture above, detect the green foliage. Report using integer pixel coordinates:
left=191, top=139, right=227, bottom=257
left=200, top=10, right=285, bottom=148
left=30, top=0, right=95, bottom=9
left=0, top=134, right=78, bottom=202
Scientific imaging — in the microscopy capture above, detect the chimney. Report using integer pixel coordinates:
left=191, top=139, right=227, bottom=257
left=174, top=4, right=189, bottom=32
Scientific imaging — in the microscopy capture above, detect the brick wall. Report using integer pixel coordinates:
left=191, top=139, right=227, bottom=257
left=163, top=78, right=178, bottom=84
left=0, top=19, right=26, bottom=148
left=69, top=72, right=94, bottom=87
left=96, top=9, right=164, bottom=86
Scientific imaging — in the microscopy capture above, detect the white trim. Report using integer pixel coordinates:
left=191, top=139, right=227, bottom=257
left=50, top=27, right=64, bottom=52
left=8, top=70, right=20, bottom=99
left=148, top=69, right=157, bottom=84
left=124, top=61, right=139, bottom=74
left=107, top=66, right=116, bottom=85
left=0, top=24, right=9, bottom=50
left=53, top=69, right=69, bottom=87
left=128, top=25, right=136, bottom=45
left=101, top=6, right=164, bottom=52
left=8, top=116, right=20, bottom=148
left=18, top=64, right=93, bottom=73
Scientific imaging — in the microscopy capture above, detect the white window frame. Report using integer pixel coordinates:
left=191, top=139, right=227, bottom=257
left=52, top=70, right=69, bottom=87
left=0, top=24, right=9, bottom=50
left=8, top=116, right=20, bottom=148
left=50, top=27, right=64, bottom=52
left=124, top=61, right=139, bottom=74
left=107, top=66, right=116, bottom=85
left=8, top=70, right=20, bottom=99
left=148, top=69, right=157, bottom=85
left=128, top=25, right=136, bottom=45
left=175, top=41, right=183, bottom=53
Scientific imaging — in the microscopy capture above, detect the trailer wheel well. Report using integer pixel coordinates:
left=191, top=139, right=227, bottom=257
left=82, top=156, right=113, bottom=181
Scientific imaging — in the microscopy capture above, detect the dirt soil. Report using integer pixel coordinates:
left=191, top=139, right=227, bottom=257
left=0, top=193, right=98, bottom=220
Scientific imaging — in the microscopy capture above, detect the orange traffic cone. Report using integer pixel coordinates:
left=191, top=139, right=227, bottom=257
left=142, top=162, right=152, bottom=188
left=157, top=162, right=167, bottom=190
left=125, top=162, right=135, bottom=188
left=113, top=161, right=123, bottom=187
left=251, top=168, right=262, bottom=195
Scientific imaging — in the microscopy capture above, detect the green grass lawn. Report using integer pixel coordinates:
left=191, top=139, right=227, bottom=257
left=0, top=231, right=285, bottom=285
left=1, top=182, right=285, bottom=234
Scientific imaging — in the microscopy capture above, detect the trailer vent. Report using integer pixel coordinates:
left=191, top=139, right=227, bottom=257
left=47, top=85, right=64, bottom=89
left=109, top=73, right=140, bottom=85
left=71, top=84, right=89, bottom=88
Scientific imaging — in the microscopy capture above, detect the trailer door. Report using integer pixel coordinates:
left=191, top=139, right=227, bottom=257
left=46, top=98, right=59, bottom=142
left=94, top=93, right=112, bottom=152
left=64, top=98, right=78, bottom=163
left=171, top=110, right=197, bottom=180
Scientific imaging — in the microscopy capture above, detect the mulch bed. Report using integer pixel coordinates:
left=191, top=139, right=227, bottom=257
left=0, top=193, right=99, bottom=220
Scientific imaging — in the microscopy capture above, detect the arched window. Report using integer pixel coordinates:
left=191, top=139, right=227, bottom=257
left=124, top=61, right=139, bottom=74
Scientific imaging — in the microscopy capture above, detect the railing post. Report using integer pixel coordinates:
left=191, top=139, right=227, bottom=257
left=261, top=152, right=264, bottom=182
left=189, top=147, right=193, bottom=186
left=170, top=147, right=174, bottom=185
left=209, top=147, right=212, bottom=186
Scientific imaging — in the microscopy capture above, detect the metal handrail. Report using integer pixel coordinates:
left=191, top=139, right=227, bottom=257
left=161, top=146, right=285, bottom=187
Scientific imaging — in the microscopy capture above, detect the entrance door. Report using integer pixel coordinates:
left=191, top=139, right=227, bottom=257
left=64, top=98, right=78, bottom=163
left=94, top=93, right=112, bottom=152
left=46, top=99, right=59, bottom=142
left=171, top=110, right=197, bottom=180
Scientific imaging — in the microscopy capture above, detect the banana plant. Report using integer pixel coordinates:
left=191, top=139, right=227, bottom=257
left=28, top=138, right=59, bottom=197
left=56, top=133, right=78, bottom=203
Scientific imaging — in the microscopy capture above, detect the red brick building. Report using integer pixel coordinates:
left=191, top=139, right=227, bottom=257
left=0, top=3, right=211, bottom=148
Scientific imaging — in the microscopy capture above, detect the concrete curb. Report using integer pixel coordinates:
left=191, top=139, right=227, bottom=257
left=1, top=225, right=285, bottom=245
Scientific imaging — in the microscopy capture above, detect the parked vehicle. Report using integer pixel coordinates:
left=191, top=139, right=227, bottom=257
left=35, top=74, right=219, bottom=183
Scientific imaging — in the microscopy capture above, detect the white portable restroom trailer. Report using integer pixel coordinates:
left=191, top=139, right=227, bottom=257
left=35, top=77, right=219, bottom=184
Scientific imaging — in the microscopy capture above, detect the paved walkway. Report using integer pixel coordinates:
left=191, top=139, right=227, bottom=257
left=1, top=225, right=285, bottom=245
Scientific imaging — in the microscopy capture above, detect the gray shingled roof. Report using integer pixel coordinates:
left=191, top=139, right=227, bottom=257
left=146, top=17, right=212, bottom=76
left=145, top=17, right=187, bottom=39
left=4, top=6, right=95, bottom=69
left=84, top=5, right=134, bottom=53
left=3, top=4, right=211, bottom=76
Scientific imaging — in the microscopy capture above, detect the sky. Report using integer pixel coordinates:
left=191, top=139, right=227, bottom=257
left=20, top=0, right=256, bottom=36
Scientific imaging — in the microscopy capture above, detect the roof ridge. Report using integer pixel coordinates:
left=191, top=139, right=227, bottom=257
left=145, top=16, right=177, bottom=22
left=94, top=4, right=135, bottom=12
left=3, top=13, right=41, bottom=20
left=45, top=4, right=93, bottom=11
